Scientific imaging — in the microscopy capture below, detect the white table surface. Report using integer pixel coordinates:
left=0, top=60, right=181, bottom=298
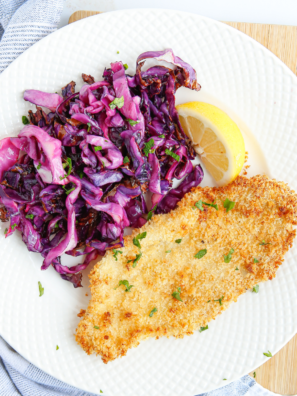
left=59, top=0, right=297, bottom=29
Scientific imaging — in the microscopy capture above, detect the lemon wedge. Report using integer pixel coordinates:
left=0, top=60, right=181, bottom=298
left=176, top=102, right=245, bottom=186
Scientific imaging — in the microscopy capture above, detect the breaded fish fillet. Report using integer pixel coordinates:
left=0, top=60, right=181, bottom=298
left=76, top=175, right=297, bottom=363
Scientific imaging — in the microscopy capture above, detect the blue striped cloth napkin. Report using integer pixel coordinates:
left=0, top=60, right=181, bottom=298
left=0, top=1, right=283, bottom=395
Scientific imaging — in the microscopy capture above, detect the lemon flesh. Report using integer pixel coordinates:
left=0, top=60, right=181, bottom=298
left=176, top=102, right=245, bottom=186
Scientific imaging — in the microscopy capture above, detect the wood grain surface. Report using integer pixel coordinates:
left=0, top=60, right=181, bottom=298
left=69, top=11, right=297, bottom=395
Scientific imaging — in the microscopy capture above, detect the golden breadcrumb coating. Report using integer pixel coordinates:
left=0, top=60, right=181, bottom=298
left=75, top=175, right=297, bottom=363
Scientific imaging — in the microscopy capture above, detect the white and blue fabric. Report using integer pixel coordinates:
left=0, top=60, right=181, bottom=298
left=0, top=1, right=285, bottom=395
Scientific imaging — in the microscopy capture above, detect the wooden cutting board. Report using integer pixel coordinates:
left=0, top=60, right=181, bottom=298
left=69, top=11, right=297, bottom=395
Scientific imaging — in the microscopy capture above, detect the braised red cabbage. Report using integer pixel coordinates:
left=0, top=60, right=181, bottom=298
left=0, top=49, right=203, bottom=287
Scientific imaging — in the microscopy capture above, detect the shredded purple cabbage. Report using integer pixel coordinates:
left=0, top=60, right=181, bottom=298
left=0, top=49, right=203, bottom=287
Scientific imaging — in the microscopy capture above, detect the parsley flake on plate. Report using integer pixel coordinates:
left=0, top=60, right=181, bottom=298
left=11, top=224, right=17, bottom=230
left=56, top=345, right=59, bottom=350
left=149, top=307, right=157, bottom=317
left=253, top=372, right=256, bottom=378
left=94, top=325, right=100, bottom=329
left=22, top=115, right=29, bottom=125
left=115, top=280, right=134, bottom=292
left=252, top=285, right=259, bottom=293
left=263, top=350, right=272, bottom=358
left=38, top=281, right=44, bottom=297
left=123, top=63, right=129, bottom=70
left=123, top=156, right=130, bottom=164
left=112, top=249, right=123, bottom=261
left=172, top=287, right=183, bottom=302
left=194, top=249, right=207, bottom=259
left=235, top=267, right=239, bottom=270
left=165, top=250, right=171, bottom=253
left=199, top=325, right=208, bottom=332
left=223, top=198, right=235, bottom=213
left=87, top=122, right=91, bottom=132
left=224, top=248, right=234, bottom=263
left=37, top=162, right=41, bottom=170
left=254, top=258, right=259, bottom=263
left=109, top=96, right=124, bottom=110
left=159, top=134, right=165, bottom=138
left=175, top=239, right=182, bottom=244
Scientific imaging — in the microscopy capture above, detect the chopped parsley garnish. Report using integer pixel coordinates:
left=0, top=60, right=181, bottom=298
left=11, top=224, right=17, bottom=230
left=38, top=281, right=44, bottom=297
left=263, top=350, right=272, bottom=358
left=54, top=222, right=59, bottom=229
left=235, top=267, right=239, bottom=270
left=115, top=280, right=134, bottom=292
left=172, top=287, right=183, bottom=302
left=223, top=379, right=227, bottom=381
left=165, top=250, right=171, bottom=253
left=194, top=200, right=204, bottom=211
left=194, top=249, right=207, bottom=259
left=214, top=296, right=224, bottom=306
left=202, top=201, right=218, bottom=210
left=147, top=204, right=157, bottom=221
left=94, top=325, right=100, bottom=329
left=123, top=63, right=128, bottom=70
left=37, top=162, right=41, bottom=170
left=109, top=96, right=124, bottom=110
left=223, top=198, right=235, bottom=213
left=87, top=122, right=91, bottom=132
left=4, top=228, right=8, bottom=234
left=127, top=119, right=140, bottom=126
left=60, top=157, right=72, bottom=180
left=165, top=148, right=180, bottom=162
left=199, top=325, right=208, bottom=332
left=159, top=134, right=165, bottom=138
left=143, top=139, right=155, bottom=157
left=253, top=372, right=256, bottom=378
left=207, top=300, right=211, bottom=303
left=252, top=284, right=259, bottom=293
left=133, top=231, right=147, bottom=249
left=56, top=345, right=59, bottom=350
left=25, top=214, right=34, bottom=219
left=94, top=146, right=102, bottom=152
left=132, top=253, right=142, bottom=268
left=112, top=249, right=123, bottom=261
left=123, top=156, right=130, bottom=164
left=254, top=258, right=259, bottom=263
left=78, top=170, right=84, bottom=179
left=224, top=248, right=234, bottom=263
left=149, top=307, right=158, bottom=317
left=62, top=185, right=75, bottom=195
left=175, top=239, right=182, bottom=244
left=100, top=391, right=103, bottom=394
left=117, top=51, right=119, bottom=54
left=22, top=115, right=29, bottom=125
left=259, top=240, right=271, bottom=246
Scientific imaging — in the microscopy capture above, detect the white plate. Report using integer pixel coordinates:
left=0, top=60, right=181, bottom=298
left=1, top=9, right=297, bottom=396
